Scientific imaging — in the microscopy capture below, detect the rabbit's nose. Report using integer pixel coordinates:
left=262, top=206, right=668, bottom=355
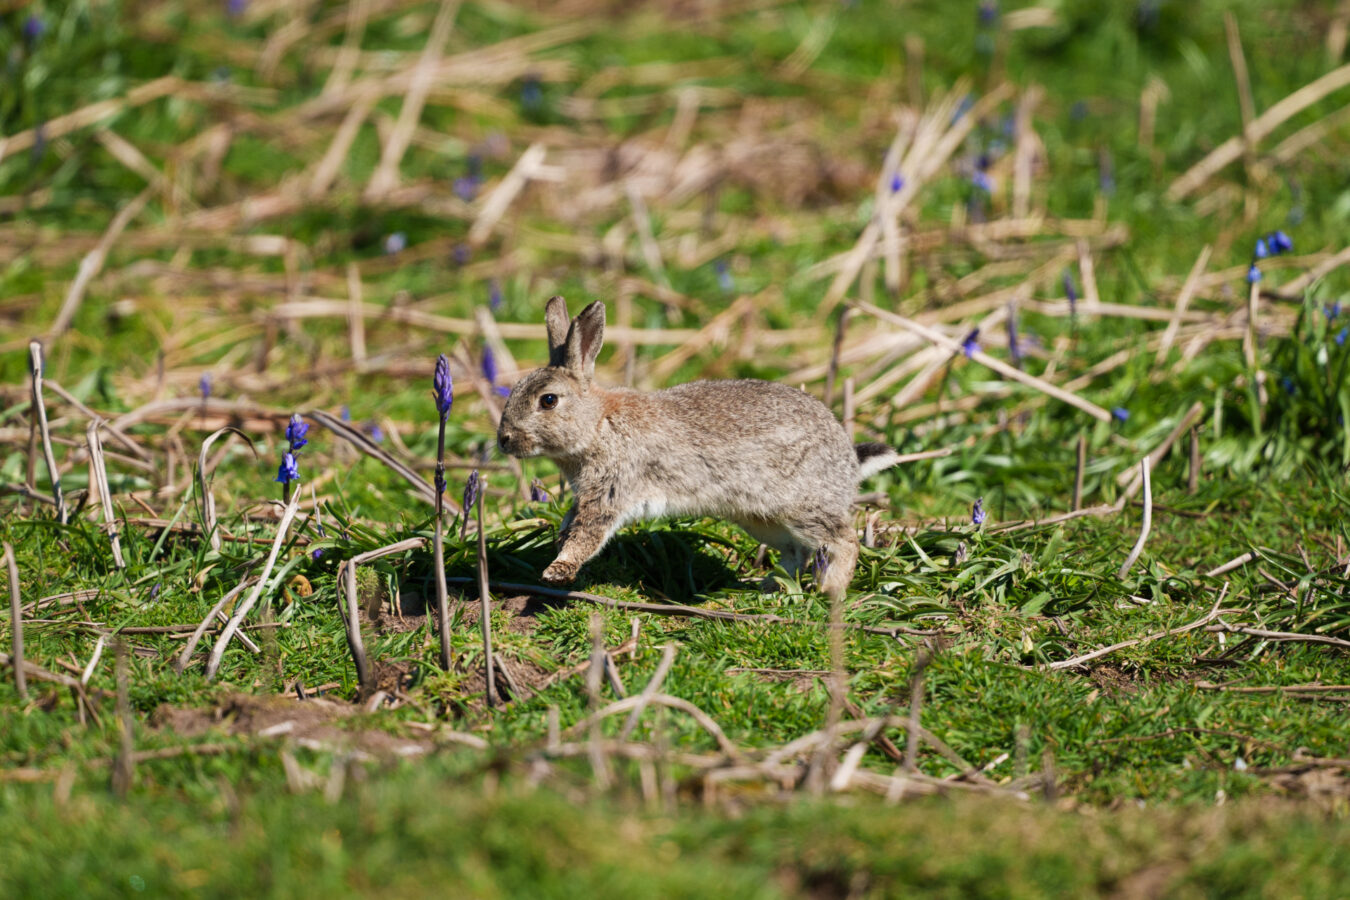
left=497, top=429, right=515, bottom=453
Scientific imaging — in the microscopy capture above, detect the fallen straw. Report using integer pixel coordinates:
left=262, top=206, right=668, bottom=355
left=204, top=491, right=302, bottom=681
left=853, top=301, right=1113, bottom=422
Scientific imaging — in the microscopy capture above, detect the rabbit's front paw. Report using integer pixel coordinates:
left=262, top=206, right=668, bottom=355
left=542, top=559, right=579, bottom=584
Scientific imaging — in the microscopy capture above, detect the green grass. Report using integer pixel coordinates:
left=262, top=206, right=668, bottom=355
left=4, top=0, right=1350, bottom=894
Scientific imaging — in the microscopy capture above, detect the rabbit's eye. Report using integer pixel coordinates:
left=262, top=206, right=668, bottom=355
left=539, top=393, right=558, bottom=410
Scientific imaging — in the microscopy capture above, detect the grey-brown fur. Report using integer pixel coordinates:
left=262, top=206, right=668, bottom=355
left=496, top=296, right=903, bottom=601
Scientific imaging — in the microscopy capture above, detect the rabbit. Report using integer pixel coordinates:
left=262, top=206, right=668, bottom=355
left=496, top=296, right=903, bottom=601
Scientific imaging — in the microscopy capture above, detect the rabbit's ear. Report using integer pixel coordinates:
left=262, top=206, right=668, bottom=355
left=563, top=301, right=606, bottom=380
left=545, top=295, right=570, bottom=366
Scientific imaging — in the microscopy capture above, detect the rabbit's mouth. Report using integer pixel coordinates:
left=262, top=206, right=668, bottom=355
left=496, top=428, right=535, bottom=458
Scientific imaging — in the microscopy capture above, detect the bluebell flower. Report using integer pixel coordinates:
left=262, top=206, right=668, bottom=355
left=276, top=452, right=300, bottom=484
left=1246, top=264, right=1262, bottom=284
left=199, top=372, right=213, bottom=400
left=1281, top=376, right=1296, bottom=395
left=22, top=15, right=45, bottom=43
left=433, top=354, right=453, bottom=421
left=452, top=243, right=470, bottom=266
left=1253, top=239, right=1269, bottom=260
left=453, top=176, right=479, bottom=202
left=812, top=547, right=829, bottom=577
left=384, top=232, right=407, bottom=255
left=1112, top=407, right=1130, bottom=422
left=285, top=414, right=309, bottom=452
left=971, top=498, right=987, bottom=527
left=1337, top=327, right=1348, bottom=347
left=1324, top=301, right=1341, bottom=321
left=530, top=479, right=550, bottom=503
left=462, top=470, right=481, bottom=515
left=489, top=279, right=503, bottom=311
left=312, top=521, right=327, bottom=560
left=365, top=422, right=385, bottom=443
left=890, top=173, right=905, bottom=193
left=1098, top=149, right=1115, bottom=195
left=1006, top=313, right=1021, bottom=367
left=978, top=1, right=998, bottom=26
left=971, top=171, right=993, bottom=193
left=149, top=582, right=161, bottom=601
left=481, top=346, right=499, bottom=385
left=961, top=329, right=980, bottom=358
left=340, top=405, right=351, bottom=422
left=520, top=75, right=543, bottom=112
left=1269, top=230, right=1293, bottom=254
left=715, top=259, right=733, bottom=292
left=1063, top=271, right=1078, bottom=312
left=227, top=0, right=247, bottom=18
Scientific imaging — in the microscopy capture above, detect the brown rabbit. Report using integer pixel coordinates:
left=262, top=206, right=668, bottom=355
left=496, top=296, right=902, bottom=601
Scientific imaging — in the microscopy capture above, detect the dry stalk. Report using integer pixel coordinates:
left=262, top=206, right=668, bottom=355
left=84, top=421, right=125, bottom=569
left=341, top=560, right=374, bottom=699
left=1046, top=586, right=1233, bottom=670
left=4, top=543, right=25, bottom=700
left=478, top=496, right=497, bottom=707
left=1116, top=457, right=1152, bottom=579
left=205, top=492, right=303, bottom=681
left=28, top=341, right=66, bottom=524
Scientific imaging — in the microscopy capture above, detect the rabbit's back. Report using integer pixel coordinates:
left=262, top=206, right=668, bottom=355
left=599, top=379, right=858, bottom=520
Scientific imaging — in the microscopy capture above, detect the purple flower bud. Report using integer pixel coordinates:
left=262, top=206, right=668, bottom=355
left=489, top=279, right=503, bottom=311
left=365, top=422, right=385, bottom=443
left=481, top=346, right=499, bottom=386
left=1112, top=407, right=1130, bottom=422
left=453, top=176, right=479, bottom=202
left=961, top=329, right=980, bottom=358
left=971, top=171, right=993, bottom=193
left=1337, top=326, right=1348, bottom=347
left=1253, top=238, right=1269, bottom=260
left=812, top=547, right=829, bottom=576
left=149, top=582, right=161, bottom=601
left=1006, top=312, right=1021, bottom=367
left=715, top=259, right=733, bottom=292
left=462, top=470, right=481, bottom=515
left=285, top=414, right=309, bottom=451
left=530, top=479, right=550, bottom=503
left=384, top=232, right=407, bottom=255
left=341, top=405, right=351, bottom=422
left=1324, top=301, right=1341, bottom=321
left=452, top=243, right=470, bottom=266
left=1246, top=264, right=1262, bottom=284
left=520, top=75, right=543, bottom=111
left=433, top=354, right=454, bottom=420
left=890, top=173, right=905, bottom=193
left=199, top=372, right=213, bottom=400
left=23, top=15, right=46, bottom=43
left=276, top=452, right=300, bottom=484
left=971, top=497, right=987, bottom=527
left=1063, top=271, right=1079, bottom=310
left=1269, top=230, right=1293, bottom=254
